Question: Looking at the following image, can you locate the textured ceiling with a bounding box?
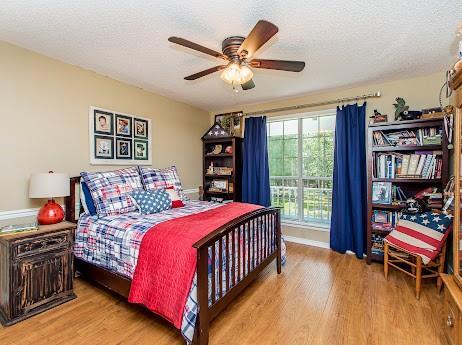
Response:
[0,1,461,111]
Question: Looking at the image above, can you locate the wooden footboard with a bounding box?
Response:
[193,207,281,345]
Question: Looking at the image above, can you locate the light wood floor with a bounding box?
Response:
[0,243,444,345]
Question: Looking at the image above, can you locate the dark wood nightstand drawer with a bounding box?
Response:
[12,230,71,259]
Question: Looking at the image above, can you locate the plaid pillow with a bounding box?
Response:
[385,211,453,264]
[81,167,144,216]
[130,189,171,214]
[138,166,186,200]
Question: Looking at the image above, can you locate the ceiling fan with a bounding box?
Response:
[168,20,305,91]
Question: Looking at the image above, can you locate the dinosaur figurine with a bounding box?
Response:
[393,97,409,120]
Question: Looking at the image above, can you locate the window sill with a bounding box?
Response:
[281,220,330,232]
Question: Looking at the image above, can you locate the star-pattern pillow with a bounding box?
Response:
[130,189,171,215]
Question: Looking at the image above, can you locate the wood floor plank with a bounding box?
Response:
[0,243,444,345]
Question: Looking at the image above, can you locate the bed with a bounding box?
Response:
[65,174,283,345]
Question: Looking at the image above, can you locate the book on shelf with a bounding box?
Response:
[373,151,443,179]
[371,233,385,255]
[0,222,38,235]
[372,210,401,231]
[372,127,442,147]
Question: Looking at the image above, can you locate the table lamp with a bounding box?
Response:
[29,171,70,225]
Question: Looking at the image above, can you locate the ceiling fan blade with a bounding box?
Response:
[249,59,305,72]
[241,79,255,90]
[184,66,226,80]
[237,20,278,58]
[168,36,228,60]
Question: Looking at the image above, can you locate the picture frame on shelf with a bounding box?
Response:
[210,179,228,192]
[215,111,243,137]
[372,182,392,204]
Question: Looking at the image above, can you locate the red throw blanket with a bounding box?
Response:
[128,202,262,328]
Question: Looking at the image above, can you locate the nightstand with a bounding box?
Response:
[0,221,76,326]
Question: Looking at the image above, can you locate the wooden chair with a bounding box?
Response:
[383,241,447,300]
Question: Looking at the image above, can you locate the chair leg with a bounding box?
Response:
[384,242,389,280]
[437,245,447,294]
[415,256,422,300]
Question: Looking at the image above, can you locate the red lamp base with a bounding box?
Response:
[37,199,64,225]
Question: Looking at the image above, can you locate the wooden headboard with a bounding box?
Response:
[65,176,83,223]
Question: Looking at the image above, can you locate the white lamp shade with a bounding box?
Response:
[29,172,70,198]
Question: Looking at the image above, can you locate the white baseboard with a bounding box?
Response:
[184,188,198,195]
[284,235,330,249]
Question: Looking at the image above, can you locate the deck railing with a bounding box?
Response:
[270,177,332,224]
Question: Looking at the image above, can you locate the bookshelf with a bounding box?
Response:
[366,118,450,264]
[202,136,242,202]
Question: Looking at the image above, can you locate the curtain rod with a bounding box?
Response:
[243,91,381,117]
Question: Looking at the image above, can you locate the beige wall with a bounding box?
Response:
[0,41,210,211]
[213,72,447,244]
[212,72,446,120]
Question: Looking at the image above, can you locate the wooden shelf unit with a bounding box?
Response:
[202,136,242,202]
[366,118,450,264]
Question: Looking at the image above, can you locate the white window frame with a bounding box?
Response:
[267,109,336,231]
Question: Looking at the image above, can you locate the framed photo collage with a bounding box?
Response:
[89,106,152,165]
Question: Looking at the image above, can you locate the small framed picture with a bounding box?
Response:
[116,138,132,159]
[134,139,148,160]
[215,112,243,137]
[115,114,132,137]
[134,118,148,139]
[372,182,392,204]
[94,110,114,135]
[373,210,388,223]
[94,136,114,159]
[212,179,228,192]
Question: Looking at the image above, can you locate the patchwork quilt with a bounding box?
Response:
[75,200,286,344]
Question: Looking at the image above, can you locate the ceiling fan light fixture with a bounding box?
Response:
[220,62,241,84]
[238,65,253,84]
[220,62,253,85]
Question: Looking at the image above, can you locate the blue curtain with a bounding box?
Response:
[330,103,367,258]
[242,116,271,206]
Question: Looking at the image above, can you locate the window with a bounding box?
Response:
[267,110,336,227]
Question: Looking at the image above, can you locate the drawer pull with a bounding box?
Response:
[447,314,454,327]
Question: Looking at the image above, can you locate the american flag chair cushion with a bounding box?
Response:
[384,211,453,264]
[81,167,144,216]
[138,166,186,200]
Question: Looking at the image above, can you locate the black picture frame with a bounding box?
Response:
[371,182,392,204]
[134,139,148,160]
[116,138,133,160]
[94,110,114,135]
[94,135,114,159]
[134,118,149,139]
[115,114,132,138]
